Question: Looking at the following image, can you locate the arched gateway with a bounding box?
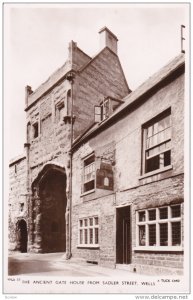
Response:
[30,164,67,253]
[16,219,28,253]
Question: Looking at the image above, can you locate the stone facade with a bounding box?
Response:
[9,155,27,251]
[8,27,130,256]
[8,27,186,275]
[71,54,185,275]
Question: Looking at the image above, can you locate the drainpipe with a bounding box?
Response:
[66,71,75,259]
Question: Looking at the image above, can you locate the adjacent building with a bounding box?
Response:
[8,27,185,275]
[71,53,185,275]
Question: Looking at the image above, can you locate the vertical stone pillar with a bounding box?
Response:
[27,195,34,252]
[34,196,43,253]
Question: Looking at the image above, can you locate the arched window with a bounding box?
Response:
[27,122,31,142]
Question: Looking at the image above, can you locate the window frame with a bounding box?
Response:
[82,154,96,194]
[55,100,65,123]
[32,121,39,139]
[142,109,172,175]
[135,204,183,251]
[78,216,99,248]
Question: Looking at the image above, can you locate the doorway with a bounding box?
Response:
[116,206,131,264]
[39,169,67,253]
[16,219,28,253]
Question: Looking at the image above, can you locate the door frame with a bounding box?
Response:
[115,205,131,264]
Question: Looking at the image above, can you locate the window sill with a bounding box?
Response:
[134,246,183,252]
[139,165,173,180]
[77,244,99,250]
[80,189,95,197]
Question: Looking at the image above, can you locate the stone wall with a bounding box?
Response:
[74,47,129,138]
[9,156,27,251]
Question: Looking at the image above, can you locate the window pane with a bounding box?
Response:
[172,222,181,246]
[95,228,99,244]
[84,229,88,244]
[84,219,88,226]
[160,223,168,246]
[159,207,168,219]
[90,228,93,244]
[149,224,156,246]
[80,229,83,244]
[153,122,158,134]
[148,209,156,221]
[84,180,95,192]
[147,126,153,137]
[95,106,101,114]
[139,211,146,222]
[171,205,181,218]
[164,127,171,140]
[89,218,93,226]
[164,150,171,166]
[79,220,83,227]
[94,217,99,225]
[146,155,159,172]
[139,225,146,246]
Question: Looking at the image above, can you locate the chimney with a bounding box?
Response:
[25,85,33,107]
[99,27,118,54]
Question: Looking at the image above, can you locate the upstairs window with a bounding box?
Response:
[56,101,65,122]
[32,122,39,139]
[83,155,95,193]
[94,98,122,123]
[143,109,171,174]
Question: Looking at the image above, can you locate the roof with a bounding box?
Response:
[9,154,26,167]
[72,53,185,150]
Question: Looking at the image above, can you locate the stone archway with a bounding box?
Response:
[31,165,67,253]
[16,219,28,253]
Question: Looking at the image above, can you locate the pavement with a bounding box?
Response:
[8,252,151,278]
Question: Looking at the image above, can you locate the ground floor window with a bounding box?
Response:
[136,204,182,250]
[78,216,99,247]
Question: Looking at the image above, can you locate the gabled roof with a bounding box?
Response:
[72,53,185,151]
[78,46,130,93]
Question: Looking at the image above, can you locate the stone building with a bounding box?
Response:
[71,54,185,275]
[8,27,185,275]
[8,27,130,256]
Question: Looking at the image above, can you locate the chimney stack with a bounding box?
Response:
[99,27,118,54]
[25,85,33,107]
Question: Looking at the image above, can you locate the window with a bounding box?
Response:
[20,203,24,212]
[78,216,99,247]
[83,155,95,193]
[94,98,122,123]
[56,101,65,122]
[32,122,39,139]
[143,110,171,174]
[136,205,182,249]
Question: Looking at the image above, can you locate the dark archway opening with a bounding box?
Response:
[39,169,67,253]
[16,219,28,253]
